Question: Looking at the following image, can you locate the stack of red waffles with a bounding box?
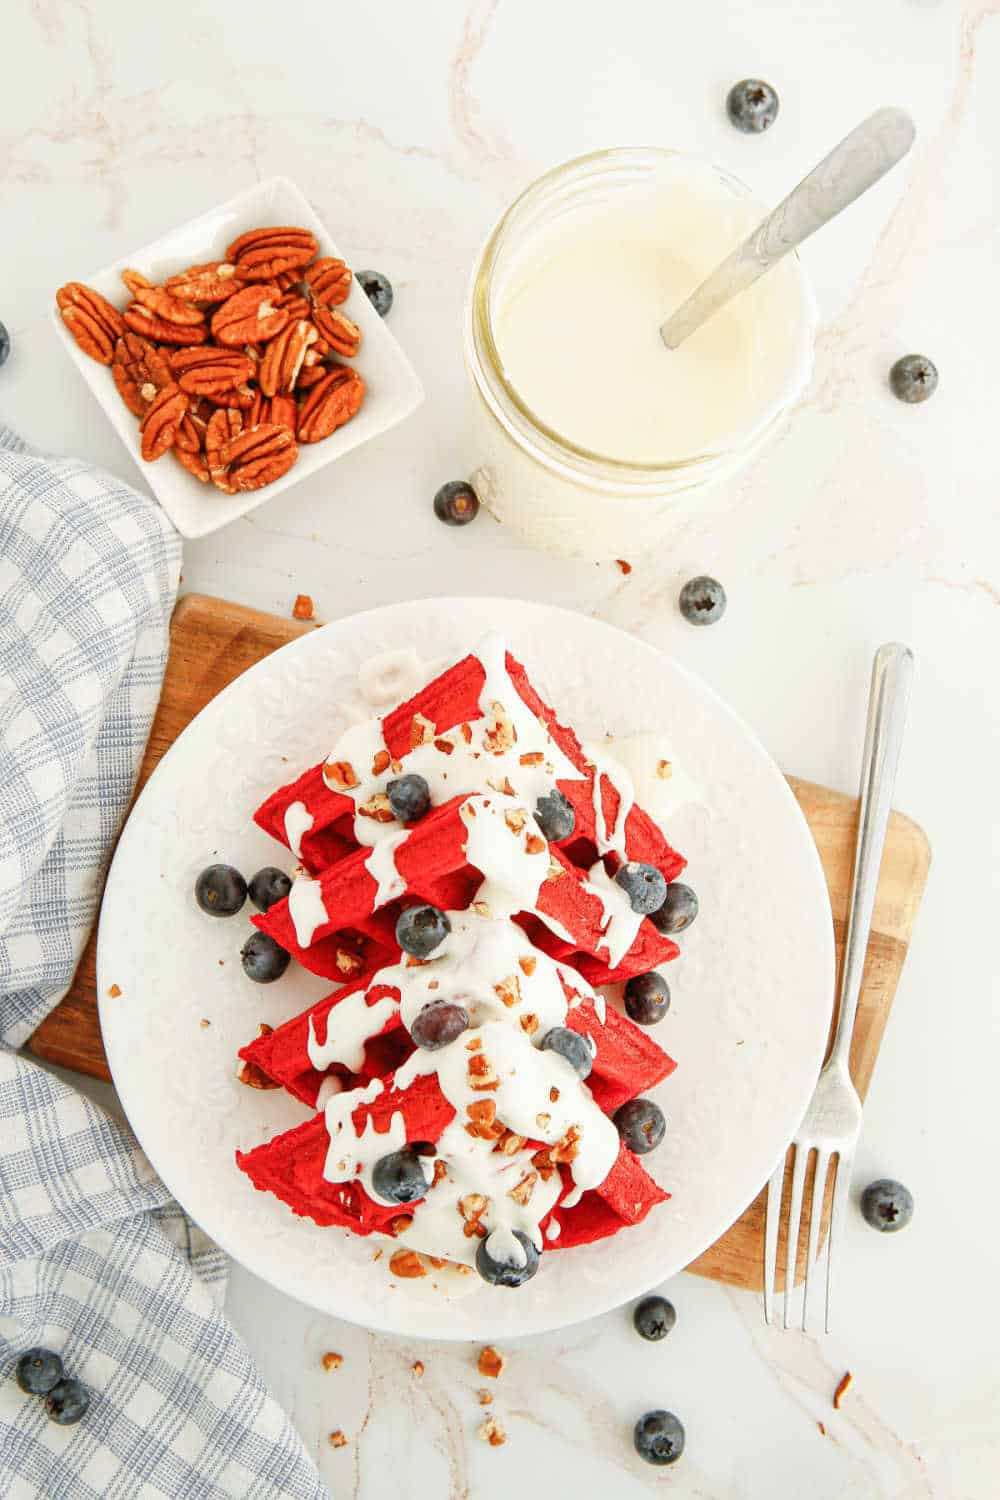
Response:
[236,641,685,1280]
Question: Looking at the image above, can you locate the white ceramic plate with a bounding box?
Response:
[51,177,423,540]
[97,599,834,1340]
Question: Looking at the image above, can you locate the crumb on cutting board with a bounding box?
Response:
[321,1352,343,1372]
[833,1371,853,1410]
[292,593,315,620]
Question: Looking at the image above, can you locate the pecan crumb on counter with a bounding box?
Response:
[477,1389,493,1406]
[292,593,315,620]
[477,1416,507,1447]
[477,1345,505,1379]
[615,558,633,575]
[817,1420,826,1437]
[199,1018,210,1029]
[108,984,121,998]
[321,1351,343,1372]
[833,1371,853,1410]
[411,1361,425,1378]
[327,1430,348,1449]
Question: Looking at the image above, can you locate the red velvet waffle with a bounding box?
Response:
[235,640,688,1279]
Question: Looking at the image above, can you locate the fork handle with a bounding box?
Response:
[828,643,914,1070]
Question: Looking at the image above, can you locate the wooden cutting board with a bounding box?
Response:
[27,594,930,1292]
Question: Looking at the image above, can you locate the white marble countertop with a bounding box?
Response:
[3,1,998,1495]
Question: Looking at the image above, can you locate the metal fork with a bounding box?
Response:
[764,642,914,1331]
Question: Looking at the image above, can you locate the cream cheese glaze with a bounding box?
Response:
[283,800,314,861]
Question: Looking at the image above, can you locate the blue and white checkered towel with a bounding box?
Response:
[0,427,327,1499]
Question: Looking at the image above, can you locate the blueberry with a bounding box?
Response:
[409,999,469,1049]
[889,354,938,404]
[539,1026,593,1080]
[860,1178,914,1233]
[248,866,292,913]
[195,864,247,917]
[624,972,670,1025]
[614,1098,666,1155]
[651,882,698,935]
[534,789,575,843]
[357,269,393,318]
[634,1409,684,1466]
[395,904,450,959]
[475,1229,540,1288]
[633,1295,676,1342]
[16,1348,63,1396]
[0,320,10,369]
[433,481,480,527]
[45,1378,90,1426]
[387,774,431,823]
[371,1147,429,1205]
[241,931,290,983]
[726,78,779,133]
[615,861,667,916]
[679,576,726,626]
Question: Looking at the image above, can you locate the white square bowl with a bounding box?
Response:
[50,176,424,540]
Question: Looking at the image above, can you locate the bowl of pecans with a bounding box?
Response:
[51,176,423,539]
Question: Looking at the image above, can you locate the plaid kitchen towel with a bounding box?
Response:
[0,427,327,1499]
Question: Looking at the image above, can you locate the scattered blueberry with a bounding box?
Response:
[16,1348,63,1396]
[679,576,726,626]
[624,972,671,1025]
[44,1377,90,1426]
[387,773,431,823]
[357,269,393,318]
[651,882,699,935]
[0,320,10,369]
[240,931,290,983]
[540,1026,593,1080]
[371,1147,429,1205]
[615,861,667,916]
[433,480,480,527]
[534,789,576,843]
[634,1409,685,1466]
[475,1229,540,1288]
[195,864,247,917]
[248,866,292,913]
[614,1098,666,1155]
[409,999,469,1049]
[889,354,938,404]
[726,78,779,133]
[633,1295,677,1342]
[396,903,451,959]
[860,1178,914,1233]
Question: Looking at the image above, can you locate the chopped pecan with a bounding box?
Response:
[321,1351,343,1372]
[483,701,516,753]
[477,1346,506,1379]
[477,1417,506,1448]
[519,1013,539,1036]
[519,751,544,766]
[138,383,188,461]
[477,1389,494,1406]
[171,346,254,398]
[535,1112,552,1131]
[431,1158,448,1188]
[334,943,366,977]
[358,792,394,823]
[297,364,365,443]
[508,1171,538,1206]
[467,1053,499,1090]
[486,775,516,796]
[211,284,289,346]
[259,318,318,396]
[305,256,352,307]
[503,808,526,836]
[525,833,546,856]
[236,1055,280,1089]
[551,1126,582,1164]
[388,1248,427,1279]
[226,225,319,281]
[205,407,243,493]
[532,1147,555,1180]
[218,423,297,492]
[518,955,537,977]
[657,759,672,779]
[292,593,314,620]
[164,260,243,303]
[459,1194,488,1223]
[494,975,521,1009]
[372,749,391,775]
[327,1430,348,1449]
[325,760,359,790]
[56,282,125,363]
[311,304,362,357]
[434,737,454,756]
[409,713,435,748]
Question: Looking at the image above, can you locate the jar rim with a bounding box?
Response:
[465,146,816,487]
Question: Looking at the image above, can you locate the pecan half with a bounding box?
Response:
[56,282,125,363]
[205,407,243,493]
[258,319,317,396]
[139,383,188,461]
[276,290,311,322]
[173,445,210,483]
[311,305,362,357]
[297,365,365,442]
[304,257,352,307]
[164,260,243,303]
[226,225,319,281]
[218,423,297,492]
[123,302,208,346]
[211,284,289,347]
[295,363,328,389]
[171,346,254,398]
[174,413,202,453]
[122,273,206,327]
[388,1249,427,1279]
[111,333,172,415]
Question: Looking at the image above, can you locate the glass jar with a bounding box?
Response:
[464,148,816,560]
